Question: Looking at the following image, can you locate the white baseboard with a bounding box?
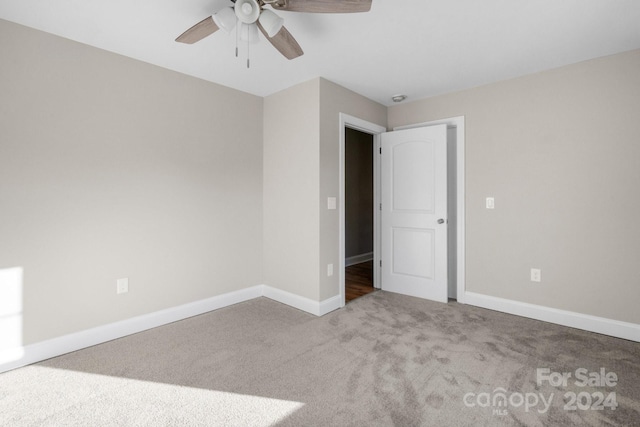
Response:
[345,252,374,267]
[262,286,341,317]
[319,294,343,316]
[0,285,263,374]
[0,284,343,374]
[9,285,635,375]
[464,292,640,343]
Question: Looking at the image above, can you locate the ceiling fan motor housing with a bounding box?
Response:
[235,0,261,24]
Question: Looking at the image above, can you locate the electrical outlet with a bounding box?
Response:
[530,269,541,283]
[117,278,129,294]
[327,264,334,277]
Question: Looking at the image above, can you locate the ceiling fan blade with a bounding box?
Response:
[258,23,304,60]
[272,0,372,13]
[175,16,220,44]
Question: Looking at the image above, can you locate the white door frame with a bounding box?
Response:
[339,114,386,308]
[394,116,466,303]
[339,114,466,306]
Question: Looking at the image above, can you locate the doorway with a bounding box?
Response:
[338,114,466,307]
[339,114,386,307]
[344,127,375,302]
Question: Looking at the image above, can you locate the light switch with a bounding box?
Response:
[327,197,337,210]
[486,197,495,209]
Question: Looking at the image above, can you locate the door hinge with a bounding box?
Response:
[380,260,382,268]
[379,203,382,211]
[379,147,382,154]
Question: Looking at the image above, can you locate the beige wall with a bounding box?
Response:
[319,79,387,300]
[5,16,638,350]
[263,79,321,300]
[0,20,264,345]
[388,49,640,324]
[263,78,386,302]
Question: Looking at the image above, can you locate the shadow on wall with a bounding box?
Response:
[0,266,24,364]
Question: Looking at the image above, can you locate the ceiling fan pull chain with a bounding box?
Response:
[235,21,239,58]
[247,36,251,68]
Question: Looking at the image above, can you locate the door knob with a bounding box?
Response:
[437,218,445,224]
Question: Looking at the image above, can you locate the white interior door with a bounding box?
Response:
[381,125,448,303]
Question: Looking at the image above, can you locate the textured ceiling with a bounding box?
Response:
[1,0,640,106]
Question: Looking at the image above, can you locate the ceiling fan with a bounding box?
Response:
[176,0,372,62]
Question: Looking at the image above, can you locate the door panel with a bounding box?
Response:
[392,141,435,212]
[392,227,434,278]
[381,125,447,303]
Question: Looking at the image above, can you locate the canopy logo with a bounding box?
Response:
[463,388,553,416]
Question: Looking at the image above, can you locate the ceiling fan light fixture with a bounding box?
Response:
[235,0,261,24]
[212,7,237,33]
[258,9,284,38]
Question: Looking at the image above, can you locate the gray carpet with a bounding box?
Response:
[1,291,639,426]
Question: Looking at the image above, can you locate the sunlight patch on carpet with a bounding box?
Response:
[0,365,304,426]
